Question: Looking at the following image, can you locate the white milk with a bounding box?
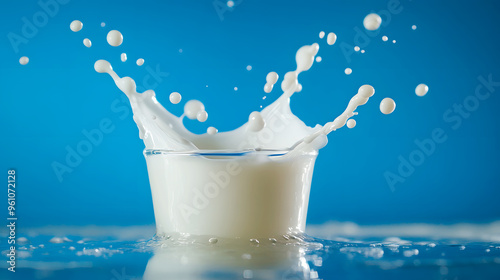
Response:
[94,40,377,238]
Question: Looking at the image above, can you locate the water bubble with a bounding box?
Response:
[107,30,123,47]
[327,32,337,45]
[415,84,429,97]
[347,119,356,128]
[250,238,260,245]
[70,20,83,32]
[345,68,352,75]
[380,98,396,114]
[136,58,144,66]
[19,56,29,65]
[363,13,382,31]
[207,127,218,135]
[319,31,325,39]
[83,38,92,48]
[184,100,205,119]
[269,238,277,243]
[169,92,182,104]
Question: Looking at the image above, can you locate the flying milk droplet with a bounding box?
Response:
[363,13,382,31]
[70,20,83,32]
[169,92,182,104]
[184,100,205,120]
[380,98,396,114]
[415,84,429,97]
[107,30,123,47]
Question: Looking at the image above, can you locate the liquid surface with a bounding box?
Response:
[4,223,500,280]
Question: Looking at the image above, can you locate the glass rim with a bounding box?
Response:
[143,148,310,157]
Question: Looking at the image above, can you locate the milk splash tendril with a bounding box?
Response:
[93,33,378,237]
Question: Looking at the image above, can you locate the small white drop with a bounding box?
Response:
[136,58,144,66]
[100,22,106,27]
[184,100,205,120]
[248,112,265,132]
[264,83,273,93]
[393,40,396,44]
[94,60,112,73]
[327,32,337,45]
[354,46,360,52]
[121,53,127,62]
[380,97,396,114]
[412,25,417,30]
[70,20,83,32]
[347,119,356,129]
[207,127,218,135]
[382,36,388,41]
[415,84,429,97]
[83,38,92,48]
[234,87,238,91]
[246,65,252,71]
[345,68,352,75]
[363,13,382,31]
[361,50,365,53]
[107,30,123,47]
[266,72,279,85]
[169,92,182,104]
[209,238,218,244]
[227,0,234,7]
[319,31,325,39]
[197,111,208,122]
[315,56,322,62]
[19,56,29,65]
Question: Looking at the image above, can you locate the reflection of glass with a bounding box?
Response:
[143,236,322,280]
[144,149,318,238]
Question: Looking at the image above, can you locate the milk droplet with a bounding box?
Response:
[382,36,388,41]
[70,20,83,32]
[136,58,144,66]
[347,119,356,128]
[354,46,360,52]
[83,38,92,48]
[315,56,322,62]
[415,84,429,97]
[358,85,375,97]
[101,22,106,27]
[363,13,382,31]
[266,72,279,84]
[227,0,234,7]
[121,53,127,62]
[392,40,396,44]
[412,25,417,30]
[345,68,352,75]
[380,98,396,114]
[169,92,182,104]
[361,50,366,53]
[264,83,273,93]
[319,31,325,39]
[327,32,337,45]
[246,65,252,71]
[234,87,238,91]
[197,111,208,122]
[207,127,218,135]
[248,111,265,132]
[209,238,218,244]
[19,56,29,65]
[296,83,302,92]
[107,30,123,47]
[184,100,205,120]
[94,60,112,73]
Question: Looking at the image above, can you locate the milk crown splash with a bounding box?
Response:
[94,42,373,154]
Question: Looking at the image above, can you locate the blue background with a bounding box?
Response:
[1,0,500,228]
